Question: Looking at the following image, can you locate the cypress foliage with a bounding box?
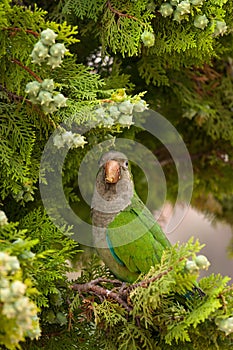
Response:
[0,1,233,349]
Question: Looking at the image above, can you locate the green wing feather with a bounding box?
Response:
[106,191,171,274]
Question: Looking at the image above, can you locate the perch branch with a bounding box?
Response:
[72,279,132,312]
[72,258,187,313]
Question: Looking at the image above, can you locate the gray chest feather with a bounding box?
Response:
[91,168,134,228]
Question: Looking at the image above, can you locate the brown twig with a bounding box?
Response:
[106,0,139,21]
[0,83,25,102]
[72,280,132,312]
[0,84,57,129]
[72,258,187,314]
[127,257,186,294]
[11,58,43,82]
[3,27,39,37]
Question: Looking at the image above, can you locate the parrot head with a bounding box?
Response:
[91,151,134,213]
[98,151,130,185]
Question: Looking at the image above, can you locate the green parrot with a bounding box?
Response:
[91,150,172,283]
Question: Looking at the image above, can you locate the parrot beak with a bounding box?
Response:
[105,160,121,184]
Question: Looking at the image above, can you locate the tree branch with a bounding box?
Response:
[71,258,186,313]
[0,84,57,129]
[3,27,39,38]
[11,58,42,82]
[72,279,132,312]
[106,0,139,21]
[0,83,25,102]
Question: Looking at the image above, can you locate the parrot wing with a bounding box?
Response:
[106,192,171,274]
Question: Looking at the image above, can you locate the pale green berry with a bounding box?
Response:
[103,116,115,127]
[27,325,41,339]
[56,312,67,325]
[8,256,20,272]
[53,134,64,148]
[0,278,9,288]
[118,100,134,114]
[0,251,8,262]
[19,250,35,260]
[11,281,26,296]
[117,114,133,127]
[45,309,57,323]
[0,254,19,273]
[173,9,185,22]
[47,55,62,69]
[133,100,147,112]
[50,43,67,58]
[185,260,199,274]
[32,41,49,60]
[0,287,12,302]
[95,107,106,119]
[177,1,190,15]
[216,317,233,335]
[30,51,44,65]
[0,210,8,226]
[159,3,173,17]
[72,134,87,148]
[40,28,57,46]
[62,131,74,147]
[53,93,67,107]
[38,90,53,106]
[12,238,24,245]
[2,303,17,318]
[14,296,29,312]
[191,0,204,5]
[41,79,54,92]
[170,0,179,5]
[25,81,41,97]
[214,21,227,36]
[195,255,210,270]
[42,101,58,114]
[109,105,120,118]
[194,15,209,29]
[141,30,155,47]
[146,2,156,11]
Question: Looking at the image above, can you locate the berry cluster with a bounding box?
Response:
[31,28,67,69]
[53,129,87,149]
[215,317,233,336]
[141,30,155,47]
[0,251,40,345]
[25,79,67,114]
[185,254,211,273]
[94,90,148,128]
[159,0,227,34]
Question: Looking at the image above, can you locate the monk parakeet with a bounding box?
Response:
[91,150,172,283]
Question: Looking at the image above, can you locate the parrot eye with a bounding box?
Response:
[123,160,129,168]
